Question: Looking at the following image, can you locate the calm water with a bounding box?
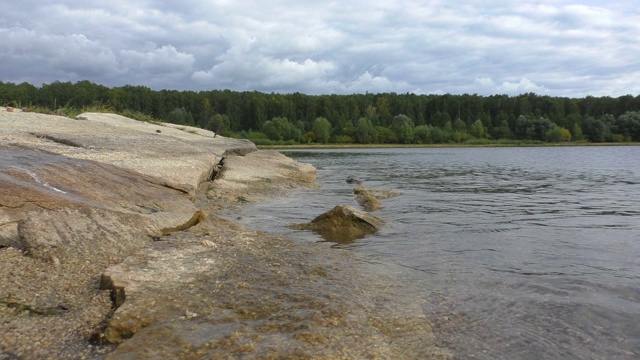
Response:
[241,146,640,359]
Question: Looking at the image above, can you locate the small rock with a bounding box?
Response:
[291,205,384,243]
[184,310,198,319]
[346,175,362,184]
[201,240,216,247]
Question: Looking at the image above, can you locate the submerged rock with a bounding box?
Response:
[354,187,381,211]
[346,175,362,184]
[291,205,384,243]
[353,186,398,212]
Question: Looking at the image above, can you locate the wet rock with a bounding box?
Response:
[97,225,445,359]
[354,187,382,211]
[291,205,384,242]
[353,186,398,212]
[346,175,362,184]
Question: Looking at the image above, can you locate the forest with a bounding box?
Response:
[1,80,640,145]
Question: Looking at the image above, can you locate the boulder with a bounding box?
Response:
[291,205,384,243]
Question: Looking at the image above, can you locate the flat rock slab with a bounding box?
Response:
[209,150,317,202]
[0,145,200,249]
[19,207,155,268]
[0,110,257,197]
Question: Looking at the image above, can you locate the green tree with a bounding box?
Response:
[166,107,194,125]
[469,119,487,138]
[515,115,554,141]
[206,113,230,133]
[616,111,640,141]
[582,117,606,142]
[545,126,572,142]
[301,131,316,144]
[354,117,377,144]
[571,123,583,141]
[376,126,398,144]
[491,116,512,139]
[414,125,431,143]
[453,118,467,133]
[390,114,415,143]
[432,111,452,128]
[262,117,300,142]
[312,117,332,143]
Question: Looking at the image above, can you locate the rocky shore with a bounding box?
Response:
[0,108,450,359]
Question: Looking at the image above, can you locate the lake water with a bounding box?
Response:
[240,146,640,359]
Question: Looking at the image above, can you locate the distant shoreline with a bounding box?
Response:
[259,142,640,150]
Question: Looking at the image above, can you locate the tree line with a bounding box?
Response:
[1,80,640,144]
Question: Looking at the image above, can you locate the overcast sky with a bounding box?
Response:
[1,1,639,97]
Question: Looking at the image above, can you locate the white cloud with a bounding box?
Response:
[499,77,547,94]
[120,45,195,75]
[1,0,640,96]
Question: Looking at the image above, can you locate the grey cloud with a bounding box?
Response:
[1,0,639,96]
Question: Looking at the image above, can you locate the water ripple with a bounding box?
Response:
[243,147,640,359]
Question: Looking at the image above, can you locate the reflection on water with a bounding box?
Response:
[242,146,640,359]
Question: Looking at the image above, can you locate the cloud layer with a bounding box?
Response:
[1,0,639,97]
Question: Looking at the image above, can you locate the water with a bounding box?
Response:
[240,146,640,359]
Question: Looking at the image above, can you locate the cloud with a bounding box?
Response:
[1,0,640,96]
[119,45,195,86]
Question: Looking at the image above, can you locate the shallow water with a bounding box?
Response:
[241,146,640,359]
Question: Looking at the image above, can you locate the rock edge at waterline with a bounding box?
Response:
[0,107,449,359]
[0,108,313,358]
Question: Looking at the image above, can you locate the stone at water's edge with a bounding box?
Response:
[354,186,382,211]
[208,150,317,203]
[292,204,384,243]
[353,186,399,212]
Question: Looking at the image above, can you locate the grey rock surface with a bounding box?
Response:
[208,149,317,203]
[0,145,202,249]
[0,110,257,197]
[18,207,155,268]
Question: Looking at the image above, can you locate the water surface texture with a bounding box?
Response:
[241,146,640,359]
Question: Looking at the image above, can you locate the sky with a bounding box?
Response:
[1,0,639,97]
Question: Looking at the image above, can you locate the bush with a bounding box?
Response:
[334,135,354,144]
[545,126,572,142]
